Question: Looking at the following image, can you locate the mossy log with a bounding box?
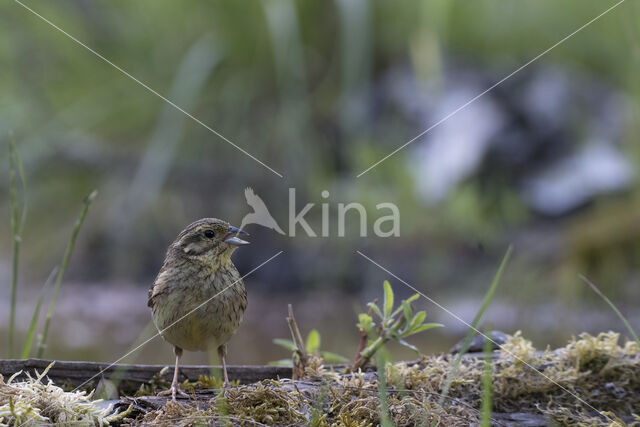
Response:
[0,358,293,393]
[115,380,549,426]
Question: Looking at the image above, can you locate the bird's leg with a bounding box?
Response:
[218,344,230,387]
[158,346,189,400]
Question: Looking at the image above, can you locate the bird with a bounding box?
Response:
[148,218,250,399]
[240,187,285,235]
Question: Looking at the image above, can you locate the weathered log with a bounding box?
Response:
[0,355,484,394]
[2,358,625,426]
[0,358,292,393]
[111,380,551,427]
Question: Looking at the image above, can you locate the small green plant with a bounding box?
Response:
[6,137,97,359]
[271,329,348,366]
[352,280,443,371]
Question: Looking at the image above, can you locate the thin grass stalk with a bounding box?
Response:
[36,190,97,358]
[480,326,493,427]
[437,245,513,408]
[376,347,393,427]
[21,266,58,359]
[579,274,640,346]
[8,136,27,358]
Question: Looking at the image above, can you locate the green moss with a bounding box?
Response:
[112,332,640,425]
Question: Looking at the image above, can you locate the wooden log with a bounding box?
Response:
[2,358,625,426]
[111,379,551,427]
[0,358,293,393]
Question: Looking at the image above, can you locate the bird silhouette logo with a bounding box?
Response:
[240,187,285,235]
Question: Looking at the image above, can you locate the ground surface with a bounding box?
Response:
[1,332,638,426]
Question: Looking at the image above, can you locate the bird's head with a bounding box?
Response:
[171,218,249,262]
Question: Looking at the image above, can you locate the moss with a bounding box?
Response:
[23,331,635,426]
[0,362,131,426]
[390,331,640,425]
[134,370,170,397]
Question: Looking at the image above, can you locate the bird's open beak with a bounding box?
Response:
[224,225,250,246]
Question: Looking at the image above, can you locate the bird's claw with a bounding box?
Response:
[158,384,189,400]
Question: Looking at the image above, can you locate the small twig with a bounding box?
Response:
[353,299,376,365]
[354,330,367,364]
[351,315,407,372]
[286,304,308,380]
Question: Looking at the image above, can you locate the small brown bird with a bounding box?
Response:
[148,218,249,399]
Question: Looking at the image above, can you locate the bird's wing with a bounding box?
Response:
[245,187,270,212]
[244,187,255,201]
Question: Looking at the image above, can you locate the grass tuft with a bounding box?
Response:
[438,245,513,408]
[579,274,640,347]
[20,267,58,359]
[8,135,28,359]
[36,190,98,358]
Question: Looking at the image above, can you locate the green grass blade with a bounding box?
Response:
[36,190,97,358]
[437,245,513,408]
[481,326,494,427]
[306,329,321,353]
[21,266,58,359]
[8,135,28,359]
[383,280,394,318]
[579,274,640,346]
[377,347,393,427]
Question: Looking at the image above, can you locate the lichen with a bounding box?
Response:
[389,331,640,425]
[0,362,131,426]
[131,332,639,425]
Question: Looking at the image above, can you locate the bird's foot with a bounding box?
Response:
[217,380,231,397]
[158,384,189,400]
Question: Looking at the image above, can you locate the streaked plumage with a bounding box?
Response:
[148,218,249,399]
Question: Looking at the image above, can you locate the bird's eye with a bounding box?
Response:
[203,230,215,239]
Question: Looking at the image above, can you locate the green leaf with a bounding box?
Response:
[321,351,349,363]
[392,297,413,319]
[358,313,374,335]
[405,294,419,304]
[397,339,421,355]
[268,359,294,367]
[402,301,413,323]
[579,274,640,347]
[21,267,57,359]
[383,280,394,318]
[408,311,427,332]
[439,245,513,408]
[390,305,404,319]
[37,190,97,358]
[273,338,297,351]
[306,329,321,353]
[367,302,383,320]
[404,323,443,337]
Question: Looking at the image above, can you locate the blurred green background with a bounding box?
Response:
[1,0,639,367]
